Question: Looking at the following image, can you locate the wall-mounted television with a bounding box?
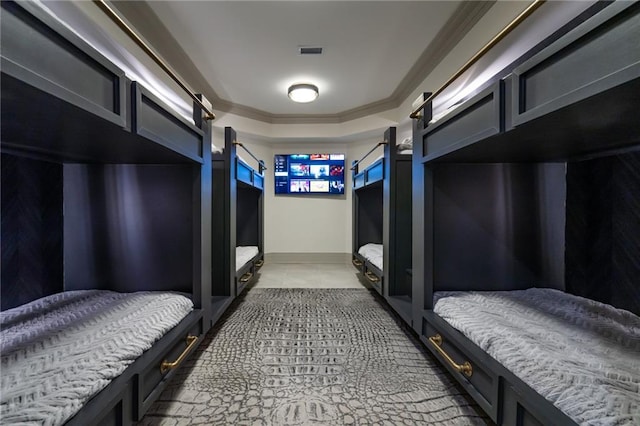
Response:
[274,154,345,195]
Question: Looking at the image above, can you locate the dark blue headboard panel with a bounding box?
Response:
[566,150,640,316]
[1,154,63,310]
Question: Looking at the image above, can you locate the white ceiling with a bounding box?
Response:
[115,1,495,123]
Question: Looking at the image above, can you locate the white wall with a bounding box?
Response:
[236,134,392,255]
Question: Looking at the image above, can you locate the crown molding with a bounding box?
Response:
[109,0,495,125]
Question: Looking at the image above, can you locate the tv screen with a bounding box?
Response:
[274,153,345,195]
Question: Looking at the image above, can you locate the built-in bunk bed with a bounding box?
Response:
[412,2,640,425]
[0,2,213,424]
[211,127,264,312]
[352,127,414,325]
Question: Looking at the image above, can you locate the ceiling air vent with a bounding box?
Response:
[299,46,323,55]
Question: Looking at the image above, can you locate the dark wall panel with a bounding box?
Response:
[211,160,231,297]
[565,158,612,303]
[1,154,63,310]
[64,164,193,294]
[391,160,413,296]
[612,153,640,313]
[356,185,383,247]
[566,151,640,315]
[433,163,566,292]
[237,187,259,247]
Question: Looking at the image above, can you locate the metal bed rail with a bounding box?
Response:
[410,0,545,119]
[233,140,267,174]
[350,140,388,172]
[95,0,216,121]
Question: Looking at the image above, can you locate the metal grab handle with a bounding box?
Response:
[352,258,363,267]
[350,140,388,171]
[409,0,544,119]
[428,334,473,377]
[240,272,254,283]
[233,140,267,171]
[364,271,380,283]
[95,1,215,120]
[254,259,264,268]
[160,335,198,374]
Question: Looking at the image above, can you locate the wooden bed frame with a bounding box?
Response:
[211,126,264,316]
[411,2,640,424]
[1,1,213,424]
[352,127,414,325]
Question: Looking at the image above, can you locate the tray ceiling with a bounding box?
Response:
[113,1,495,123]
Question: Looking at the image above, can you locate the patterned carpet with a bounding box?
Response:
[139,289,488,425]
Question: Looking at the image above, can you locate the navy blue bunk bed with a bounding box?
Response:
[211,126,264,314]
[0,2,212,424]
[352,127,414,325]
[412,2,640,425]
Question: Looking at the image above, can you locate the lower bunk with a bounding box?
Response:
[421,289,639,425]
[235,246,263,295]
[0,290,204,425]
[353,243,383,294]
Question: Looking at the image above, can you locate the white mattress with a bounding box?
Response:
[434,288,640,425]
[236,245,259,272]
[358,243,383,272]
[369,150,412,163]
[1,290,193,425]
[397,137,413,154]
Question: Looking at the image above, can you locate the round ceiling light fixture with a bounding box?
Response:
[287,83,319,103]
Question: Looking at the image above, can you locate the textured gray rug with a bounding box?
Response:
[139,289,488,425]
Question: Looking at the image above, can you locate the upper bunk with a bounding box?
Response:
[211,128,265,196]
[412,0,640,165]
[351,130,412,190]
[211,127,265,309]
[1,1,207,165]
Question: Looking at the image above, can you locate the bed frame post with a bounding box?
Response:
[382,127,396,300]
[351,160,358,263]
[193,94,213,326]
[258,172,264,267]
[226,127,238,297]
[412,93,432,333]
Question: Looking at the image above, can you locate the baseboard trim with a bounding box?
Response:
[265,252,351,264]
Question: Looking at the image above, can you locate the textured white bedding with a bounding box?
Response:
[358,243,383,272]
[397,137,413,154]
[434,288,640,425]
[0,290,193,426]
[236,245,259,272]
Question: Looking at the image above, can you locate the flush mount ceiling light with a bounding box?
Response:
[287,83,319,103]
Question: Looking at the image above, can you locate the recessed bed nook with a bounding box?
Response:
[433,288,639,425]
[418,153,640,424]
